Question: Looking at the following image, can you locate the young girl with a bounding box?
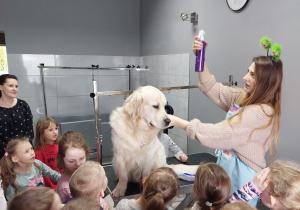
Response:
[34,117,62,190]
[221,202,256,210]
[229,160,300,209]
[191,163,231,210]
[56,131,90,202]
[0,137,61,201]
[116,167,179,210]
[158,132,188,162]
[7,187,64,210]
[56,131,108,209]
[168,38,283,207]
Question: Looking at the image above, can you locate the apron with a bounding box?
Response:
[216,103,259,207]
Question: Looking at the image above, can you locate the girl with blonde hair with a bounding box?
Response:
[229,160,300,209]
[0,137,61,201]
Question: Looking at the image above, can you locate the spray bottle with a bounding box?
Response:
[195,30,206,72]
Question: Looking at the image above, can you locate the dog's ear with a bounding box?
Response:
[124,87,144,119]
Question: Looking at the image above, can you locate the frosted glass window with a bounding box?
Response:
[0,46,8,74]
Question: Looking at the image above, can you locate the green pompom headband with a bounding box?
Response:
[260,36,282,61]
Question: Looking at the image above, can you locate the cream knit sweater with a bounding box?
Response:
[186,76,274,172]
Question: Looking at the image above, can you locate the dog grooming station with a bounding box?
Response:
[38,64,236,209]
[39,63,237,165]
[38,64,150,164]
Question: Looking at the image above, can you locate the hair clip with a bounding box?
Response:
[260,36,282,61]
[4,152,8,156]
[205,201,212,207]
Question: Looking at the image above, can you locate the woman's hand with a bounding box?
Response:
[167,114,189,130]
[192,36,208,55]
[252,167,270,192]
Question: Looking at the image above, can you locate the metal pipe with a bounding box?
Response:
[93,80,102,165]
[39,66,48,116]
[95,85,198,96]
[37,65,150,71]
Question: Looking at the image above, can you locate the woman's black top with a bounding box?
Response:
[0,99,34,157]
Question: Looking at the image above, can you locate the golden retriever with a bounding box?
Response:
[109,86,170,197]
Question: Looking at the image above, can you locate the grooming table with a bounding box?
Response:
[103,152,217,209]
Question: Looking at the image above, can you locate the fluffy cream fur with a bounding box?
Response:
[110,86,170,197]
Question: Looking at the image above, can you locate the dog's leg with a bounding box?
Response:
[112,157,128,197]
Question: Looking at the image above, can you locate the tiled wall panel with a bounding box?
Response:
[6,53,190,157]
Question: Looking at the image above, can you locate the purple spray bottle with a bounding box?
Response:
[195,30,206,72]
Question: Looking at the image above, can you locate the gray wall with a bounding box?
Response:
[1,0,299,163]
[0,0,140,55]
[140,0,300,163]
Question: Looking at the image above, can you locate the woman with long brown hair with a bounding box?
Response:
[168,37,283,207]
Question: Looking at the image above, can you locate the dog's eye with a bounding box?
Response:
[153,105,159,109]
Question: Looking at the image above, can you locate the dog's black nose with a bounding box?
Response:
[164,118,171,126]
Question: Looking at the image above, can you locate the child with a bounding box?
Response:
[116,167,179,210]
[7,187,64,210]
[158,132,188,162]
[34,117,62,190]
[191,163,231,210]
[56,131,90,202]
[221,202,256,210]
[0,137,61,201]
[56,131,108,209]
[229,160,300,209]
[69,161,109,210]
[62,197,100,210]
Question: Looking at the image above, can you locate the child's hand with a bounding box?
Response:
[179,153,188,162]
[252,167,270,192]
[100,197,109,210]
[100,203,109,210]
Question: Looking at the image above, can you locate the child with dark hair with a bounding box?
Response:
[191,163,231,210]
[116,167,179,210]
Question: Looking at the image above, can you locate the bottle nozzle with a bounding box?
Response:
[198,30,205,41]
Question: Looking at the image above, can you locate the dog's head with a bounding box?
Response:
[124,86,170,129]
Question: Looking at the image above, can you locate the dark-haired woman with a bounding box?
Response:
[0,74,34,158]
[167,38,283,207]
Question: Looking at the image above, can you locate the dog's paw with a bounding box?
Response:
[112,187,126,197]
